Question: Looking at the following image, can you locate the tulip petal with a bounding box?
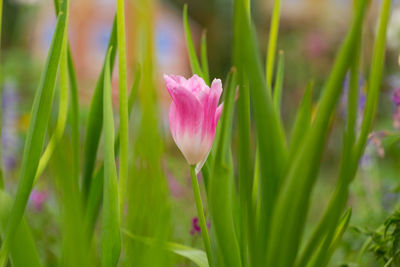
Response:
[199,79,223,139]
[187,74,209,97]
[168,87,202,138]
[215,103,223,124]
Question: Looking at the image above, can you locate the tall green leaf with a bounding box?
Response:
[266,0,281,91]
[183,4,203,78]
[0,190,41,267]
[0,0,69,264]
[102,48,121,267]
[81,16,117,200]
[265,1,369,266]
[116,0,129,219]
[84,66,141,239]
[209,70,242,267]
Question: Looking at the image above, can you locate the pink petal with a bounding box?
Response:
[168,86,202,140]
[199,79,223,139]
[187,74,209,97]
[164,74,187,95]
[215,103,223,124]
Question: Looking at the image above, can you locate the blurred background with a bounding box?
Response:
[2,0,400,265]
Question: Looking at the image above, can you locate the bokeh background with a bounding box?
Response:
[2,0,400,265]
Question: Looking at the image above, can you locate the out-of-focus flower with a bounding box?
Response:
[29,189,48,212]
[1,81,20,171]
[303,32,328,59]
[393,88,400,130]
[340,73,366,130]
[190,217,210,235]
[164,74,223,173]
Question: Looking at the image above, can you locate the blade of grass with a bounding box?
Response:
[52,0,80,183]
[116,0,129,219]
[200,31,209,85]
[273,50,284,113]
[265,1,369,266]
[287,81,313,164]
[0,0,69,264]
[67,47,80,183]
[209,70,241,267]
[266,0,282,91]
[51,138,87,267]
[298,2,391,266]
[233,0,254,264]
[84,67,141,239]
[354,0,391,164]
[102,48,121,266]
[34,38,69,182]
[183,4,203,78]
[0,190,41,267]
[81,16,117,201]
[308,209,352,267]
[237,1,288,263]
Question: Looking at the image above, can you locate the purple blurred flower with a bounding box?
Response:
[1,81,20,171]
[190,217,210,236]
[393,87,400,106]
[29,190,48,212]
[393,88,400,130]
[340,73,366,130]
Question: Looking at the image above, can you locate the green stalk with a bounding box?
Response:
[34,43,69,182]
[67,47,80,183]
[102,48,121,267]
[190,165,212,264]
[116,0,129,219]
[233,0,254,264]
[266,0,281,91]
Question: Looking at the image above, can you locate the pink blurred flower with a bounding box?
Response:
[190,217,210,235]
[29,190,48,212]
[164,74,223,173]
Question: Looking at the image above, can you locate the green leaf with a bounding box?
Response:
[183,4,203,78]
[273,50,285,113]
[232,0,254,263]
[102,47,121,267]
[288,81,313,164]
[116,0,129,219]
[0,0,69,263]
[34,36,69,182]
[209,70,242,267]
[67,46,80,182]
[0,191,41,267]
[308,209,352,267]
[81,16,117,200]
[84,66,141,239]
[265,1,369,266]
[354,0,391,166]
[237,1,288,262]
[266,0,281,91]
[123,229,209,267]
[200,31,210,85]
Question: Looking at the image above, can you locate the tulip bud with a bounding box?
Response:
[164,74,223,173]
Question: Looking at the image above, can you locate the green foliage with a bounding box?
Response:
[0,0,69,263]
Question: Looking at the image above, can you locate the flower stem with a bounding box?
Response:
[190,165,212,263]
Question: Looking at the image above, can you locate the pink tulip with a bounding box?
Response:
[164,74,223,173]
